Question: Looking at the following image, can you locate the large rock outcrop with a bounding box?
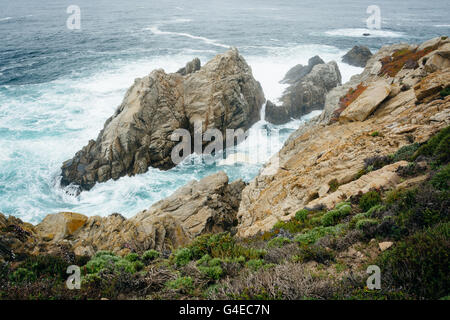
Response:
[265,58,341,124]
[134,171,245,237]
[61,48,265,191]
[13,172,245,257]
[342,46,373,67]
[237,37,450,237]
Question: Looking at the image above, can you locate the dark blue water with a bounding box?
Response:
[0,0,448,223]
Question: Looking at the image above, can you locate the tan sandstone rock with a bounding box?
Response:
[379,241,394,251]
[339,79,391,122]
[36,212,87,242]
[414,68,450,101]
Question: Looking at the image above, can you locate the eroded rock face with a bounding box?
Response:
[31,172,245,256]
[0,213,39,263]
[134,171,246,237]
[61,48,265,191]
[265,59,341,124]
[339,79,391,122]
[342,46,373,67]
[237,38,450,238]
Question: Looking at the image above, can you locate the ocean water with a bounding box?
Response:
[0,0,448,223]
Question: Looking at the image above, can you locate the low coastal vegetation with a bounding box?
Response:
[1,126,448,300]
[378,42,442,77]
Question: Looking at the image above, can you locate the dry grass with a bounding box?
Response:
[208,262,338,300]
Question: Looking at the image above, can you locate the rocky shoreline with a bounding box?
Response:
[1,36,449,300]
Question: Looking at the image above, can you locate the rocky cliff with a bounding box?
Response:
[237,36,450,237]
[60,48,265,191]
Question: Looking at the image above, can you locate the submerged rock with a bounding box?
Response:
[61,48,265,191]
[342,46,373,67]
[265,58,341,124]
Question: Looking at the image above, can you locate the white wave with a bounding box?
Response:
[146,26,230,49]
[434,24,450,27]
[325,28,404,38]
[0,17,12,21]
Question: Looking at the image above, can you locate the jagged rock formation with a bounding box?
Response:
[265,58,341,124]
[280,55,325,84]
[60,49,265,191]
[342,46,373,67]
[177,57,201,75]
[237,36,450,237]
[0,172,245,258]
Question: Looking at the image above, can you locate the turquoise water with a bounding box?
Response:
[0,0,448,223]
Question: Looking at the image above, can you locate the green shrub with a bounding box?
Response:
[321,210,341,227]
[328,179,340,192]
[173,248,193,267]
[114,259,136,273]
[272,219,305,234]
[295,245,335,264]
[413,126,450,165]
[187,232,263,261]
[9,268,36,283]
[377,223,449,298]
[335,202,351,210]
[295,209,309,222]
[267,236,292,248]
[371,131,380,137]
[349,212,369,229]
[245,259,265,271]
[321,204,351,227]
[198,265,223,280]
[392,143,420,162]
[440,87,450,97]
[166,276,194,293]
[366,204,386,218]
[124,253,140,262]
[85,252,120,274]
[133,260,145,272]
[19,255,71,280]
[431,164,450,190]
[294,225,344,245]
[359,191,381,212]
[355,219,379,231]
[142,249,160,262]
[197,254,212,266]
